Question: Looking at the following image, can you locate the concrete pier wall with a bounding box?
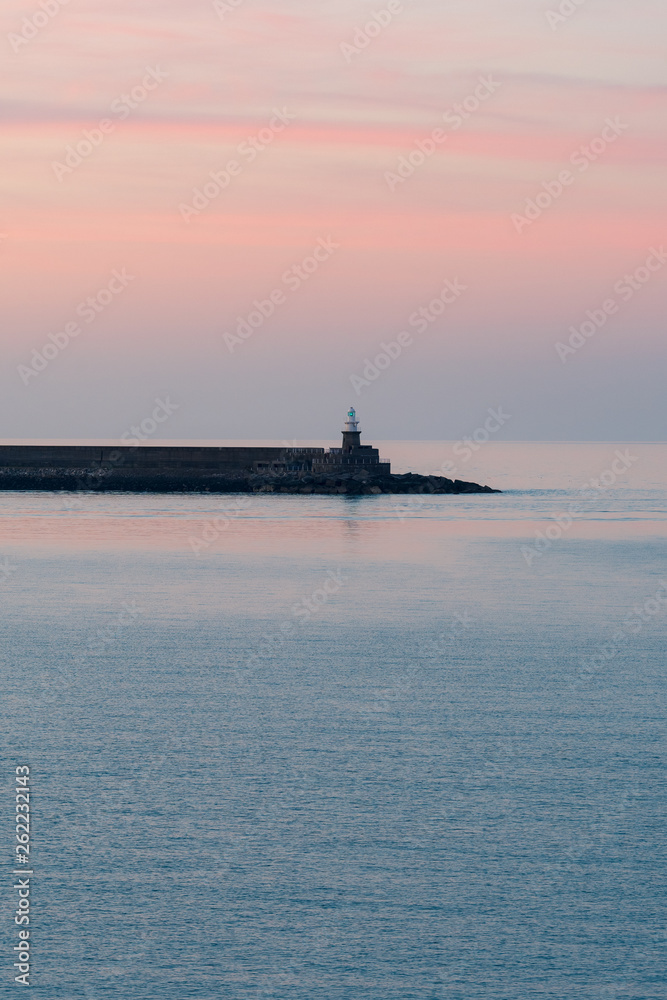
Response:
[0,444,389,476]
[0,445,292,472]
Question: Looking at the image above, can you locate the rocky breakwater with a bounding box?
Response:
[0,465,500,494]
[254,471,500,495]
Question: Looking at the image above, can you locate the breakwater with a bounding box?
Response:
[0,445,499,494]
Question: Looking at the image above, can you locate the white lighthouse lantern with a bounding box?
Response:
[344,407,359,432]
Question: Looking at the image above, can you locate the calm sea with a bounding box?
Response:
[1,442,665,999]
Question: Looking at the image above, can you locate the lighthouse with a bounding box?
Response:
[342,406,362,454]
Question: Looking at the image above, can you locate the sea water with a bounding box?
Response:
[0,442,665,999]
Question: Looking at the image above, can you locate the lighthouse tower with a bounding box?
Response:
[342,406,362,454]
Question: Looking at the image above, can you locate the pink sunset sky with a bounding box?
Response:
[1,0,665,440]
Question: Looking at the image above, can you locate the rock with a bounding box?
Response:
[0,466,500,495]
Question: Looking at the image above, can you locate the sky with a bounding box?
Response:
[1,0,665,441]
